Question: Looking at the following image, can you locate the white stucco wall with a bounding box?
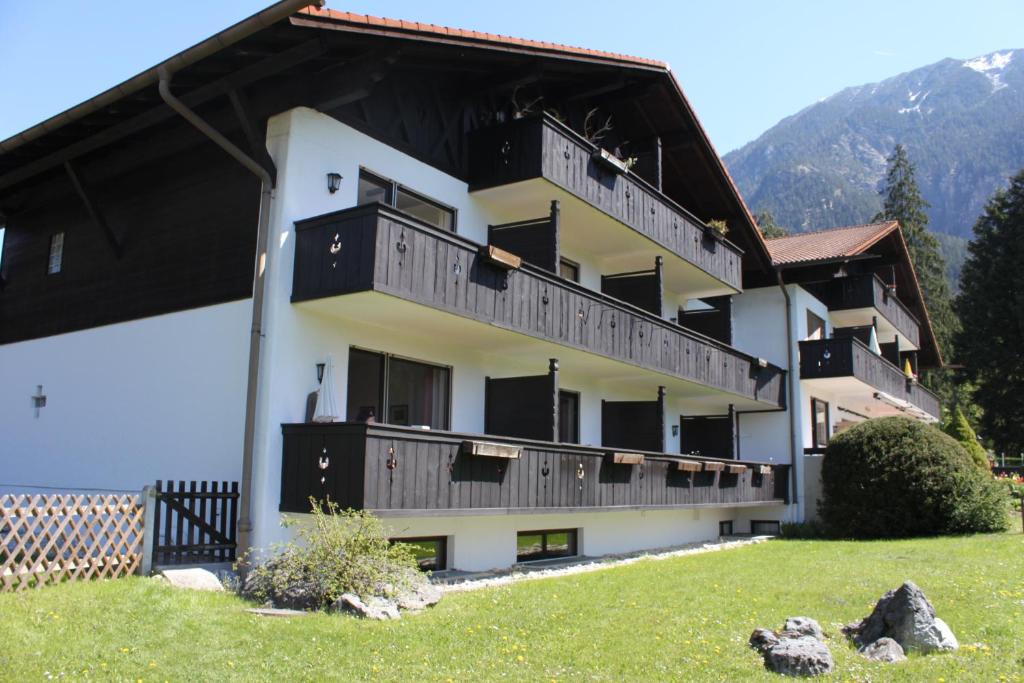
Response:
[0,300,250,493]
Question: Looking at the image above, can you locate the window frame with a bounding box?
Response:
[516,528,578,563]
[390,535,448,572]
[810,397,830,448]
[558,257,580,283]
[750,520,782,536]
[357,167,457,232]
[347,346,453,430]
[47,231,65,275]
[806,309,826,341]
[558,389,581,444]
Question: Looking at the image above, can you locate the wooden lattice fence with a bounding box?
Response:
[0,493,145,592]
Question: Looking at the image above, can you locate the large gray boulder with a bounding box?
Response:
[160,568,224,592]
[764,636,835,677]
[784,617,825,641]
[396,580,443,612]
[859,637,907,663]
[845,581,958,653]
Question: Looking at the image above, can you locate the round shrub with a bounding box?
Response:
[820,417,1009,538]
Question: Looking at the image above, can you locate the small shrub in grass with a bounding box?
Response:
[779,519,828,539]
[238,501,420,610]
[820,417,1009,538]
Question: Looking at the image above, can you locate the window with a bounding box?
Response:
[719,520,734,536]
[391,536,447,572]
[47,232,64,275]
[559,258,580,282]
[516,529,578,563]
[558,390,580,444]
[346,348,451,429]
[806,309,825,340]
[811,398,830,448]
[751,520,782,536]
[357,169,455,232]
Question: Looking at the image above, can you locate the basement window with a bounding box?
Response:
[559,257,580,282]
[357,168,455,232]
[751,520,782,536]
[391,536,447,572]
[47,232,64,275]
[516,529,578,562]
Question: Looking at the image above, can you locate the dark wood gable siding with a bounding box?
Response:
[0,140,259,344]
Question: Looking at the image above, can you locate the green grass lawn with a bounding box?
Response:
[1,533,1022,682]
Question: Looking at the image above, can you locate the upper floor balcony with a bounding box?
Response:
[292,202,785,411]
[819,273,921,349]
[467,114,743,298]
[799,337,940,421]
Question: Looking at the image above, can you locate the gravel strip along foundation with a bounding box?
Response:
[434,536,773,593]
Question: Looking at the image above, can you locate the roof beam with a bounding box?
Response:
[312,51,400,111]
[0,37,327,194]
[63,160,122,258]
[228,87,277,185]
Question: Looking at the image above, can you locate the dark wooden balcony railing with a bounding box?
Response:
[293,203,786,408]
[799,337,940,419]
[468,114,743,291]
[825,274,920,347]
[280,422,789,515]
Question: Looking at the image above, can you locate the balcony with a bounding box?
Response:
[279,422,790,516]
[292,203,785,410]
[467,114,743,298]
[821,274,921,349]
[799,337,940,421]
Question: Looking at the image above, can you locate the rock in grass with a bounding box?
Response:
[846,581,959,653]
[159,568,224,592]
[764,636,835,677]
[333,593,401,620]
[396,580,443,612]
[749,628,780,654]
[859,637,906,663]
[784,617,825,641]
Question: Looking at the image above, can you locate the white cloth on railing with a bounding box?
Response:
[313,354,340,423]
[868,326,882,355]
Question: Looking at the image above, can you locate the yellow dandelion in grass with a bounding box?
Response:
[227,661,235,669]
[148,662,157,669]
[516,655,525,662]
[120,647,130,653]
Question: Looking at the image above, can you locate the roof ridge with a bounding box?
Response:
[298,6,667,68]
[765,220,896,242]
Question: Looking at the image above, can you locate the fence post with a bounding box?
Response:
[140,485,158,576]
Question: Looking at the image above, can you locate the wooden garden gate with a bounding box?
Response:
[151,480,239,567]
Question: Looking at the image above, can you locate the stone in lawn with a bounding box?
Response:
[333,593,401,620]
[846,580,958,653]
[859,637,906,663]
[748,628,780,654]
[159,568,224,592]
[764,635,835,677]
[783,617,825,641]
[395,580,443,612]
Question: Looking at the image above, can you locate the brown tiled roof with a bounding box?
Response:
[765,221,899,266]
[296,6,667,68]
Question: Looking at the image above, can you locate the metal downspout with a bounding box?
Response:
[776,272,801,511]
[158,70,273,555]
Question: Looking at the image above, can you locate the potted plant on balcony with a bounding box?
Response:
[702,219,729,250]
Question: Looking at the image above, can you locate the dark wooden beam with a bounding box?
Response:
[313,51,399,111]
[561,76,628,102]
[63,160,122,258]
[462,62,544,98]
[0,37,327,193]
[228,87,277,185]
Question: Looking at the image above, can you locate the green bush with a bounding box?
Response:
[820,417,1009,538]
[238,501,420,610]
[942,407,991,470]
[779,520,828,539]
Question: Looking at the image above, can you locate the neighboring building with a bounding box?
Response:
[736,221,943,520]
[0,2,937,570]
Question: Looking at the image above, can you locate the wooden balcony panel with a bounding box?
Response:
[293,204,786,408]
[468,115,743,291]
[280,423,789,515]
[827,274,921,348]
[798,337,940,419]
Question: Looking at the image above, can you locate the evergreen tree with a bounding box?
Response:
[942,406,990,470]
[875,145,959,402]
[754,210,788,239]
[956,169,1024,458]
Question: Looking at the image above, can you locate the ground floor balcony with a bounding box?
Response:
[279,422,790,516]
[799,337,940,421]
[292,203,785,412]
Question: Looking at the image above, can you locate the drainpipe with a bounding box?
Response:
[776,272,801,513]
[158,69,274,555]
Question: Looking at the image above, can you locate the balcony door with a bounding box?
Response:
[346,348,451,429]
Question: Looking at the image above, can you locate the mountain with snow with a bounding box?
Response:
[724,48,1024,256]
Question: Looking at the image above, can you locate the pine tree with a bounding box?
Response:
[875,145,959,402]
[956,169,1024,458]
[942,406,990,470]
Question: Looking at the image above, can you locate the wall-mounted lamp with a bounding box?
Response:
[316,362,326,384]
[326,172,343,194]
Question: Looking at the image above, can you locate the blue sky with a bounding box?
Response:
[0,1,1022,154]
